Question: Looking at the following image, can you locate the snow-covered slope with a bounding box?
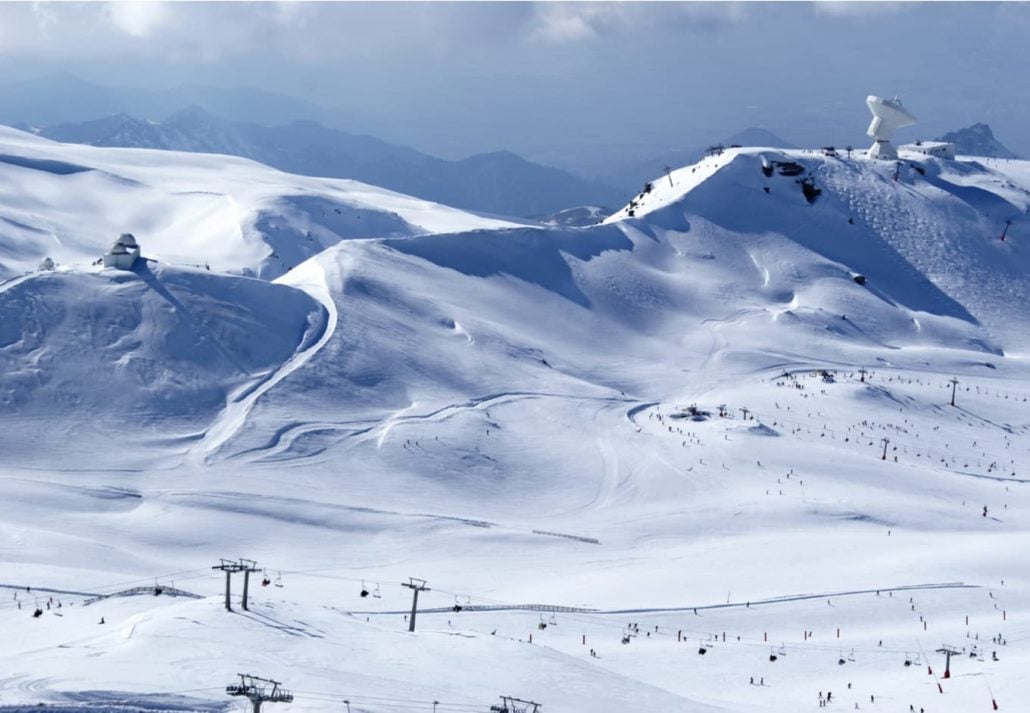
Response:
[2,141,1030,713]
[0,126,518,281]
[607,147,1030,349]
[0,262,325,469]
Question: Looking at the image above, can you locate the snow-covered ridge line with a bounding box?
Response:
[0,124,520,281]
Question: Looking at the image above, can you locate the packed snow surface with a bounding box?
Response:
[2,133,1030,712]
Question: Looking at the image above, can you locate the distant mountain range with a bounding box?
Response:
[935,123,1021,159]
[0,71,345,129]
[28,106,626,218]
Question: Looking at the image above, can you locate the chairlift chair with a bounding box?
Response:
[360,580,370,598]
[548,612,558,626]
[778,643,787,656]
[537,615,547,630]
[372,583,381,599]
[261,569,271,587]
[274,571,284,588]
[847,648,856,662]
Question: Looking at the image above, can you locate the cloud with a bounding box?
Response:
[527,4,613,43]
[107,1,170,38]
[811,1,905,19]
[526,2,748,44]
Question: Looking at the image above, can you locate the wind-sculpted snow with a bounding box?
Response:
[0,153,92,175]
[386,225,633,307]
[609,148,1030,346]
[0,262,323,467]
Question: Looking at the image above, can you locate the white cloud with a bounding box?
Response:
[527,3,628,44]
[526,2,748,44]
[528,7,599,43]
[106,1,170,38]
[812,1,904,19]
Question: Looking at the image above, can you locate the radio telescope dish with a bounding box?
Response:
[866,95,916,160]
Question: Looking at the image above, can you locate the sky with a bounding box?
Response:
[0,1,1027,173]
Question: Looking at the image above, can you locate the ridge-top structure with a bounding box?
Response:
[866,95,917,160]
[102,232,140,269]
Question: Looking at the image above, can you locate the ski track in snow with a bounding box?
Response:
[195,260,338,463]
[229,390,635,463]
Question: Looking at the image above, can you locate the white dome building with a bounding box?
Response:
[102,233,141,269]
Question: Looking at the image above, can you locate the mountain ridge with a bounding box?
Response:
[35,106,625,217]
[936,122,1021,159]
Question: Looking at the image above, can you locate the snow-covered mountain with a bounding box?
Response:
[0,125,518,281]
[936,123,1021,159]
[2,133,1030,713]
[35,107,626,217]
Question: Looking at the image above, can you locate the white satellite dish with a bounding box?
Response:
[866,95,917,160]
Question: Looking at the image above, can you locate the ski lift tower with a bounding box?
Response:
[226,674,293,713]
[490,696,542,713]
[402,577,430,632]
[866,96,917,160]
[213,559,247,611]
